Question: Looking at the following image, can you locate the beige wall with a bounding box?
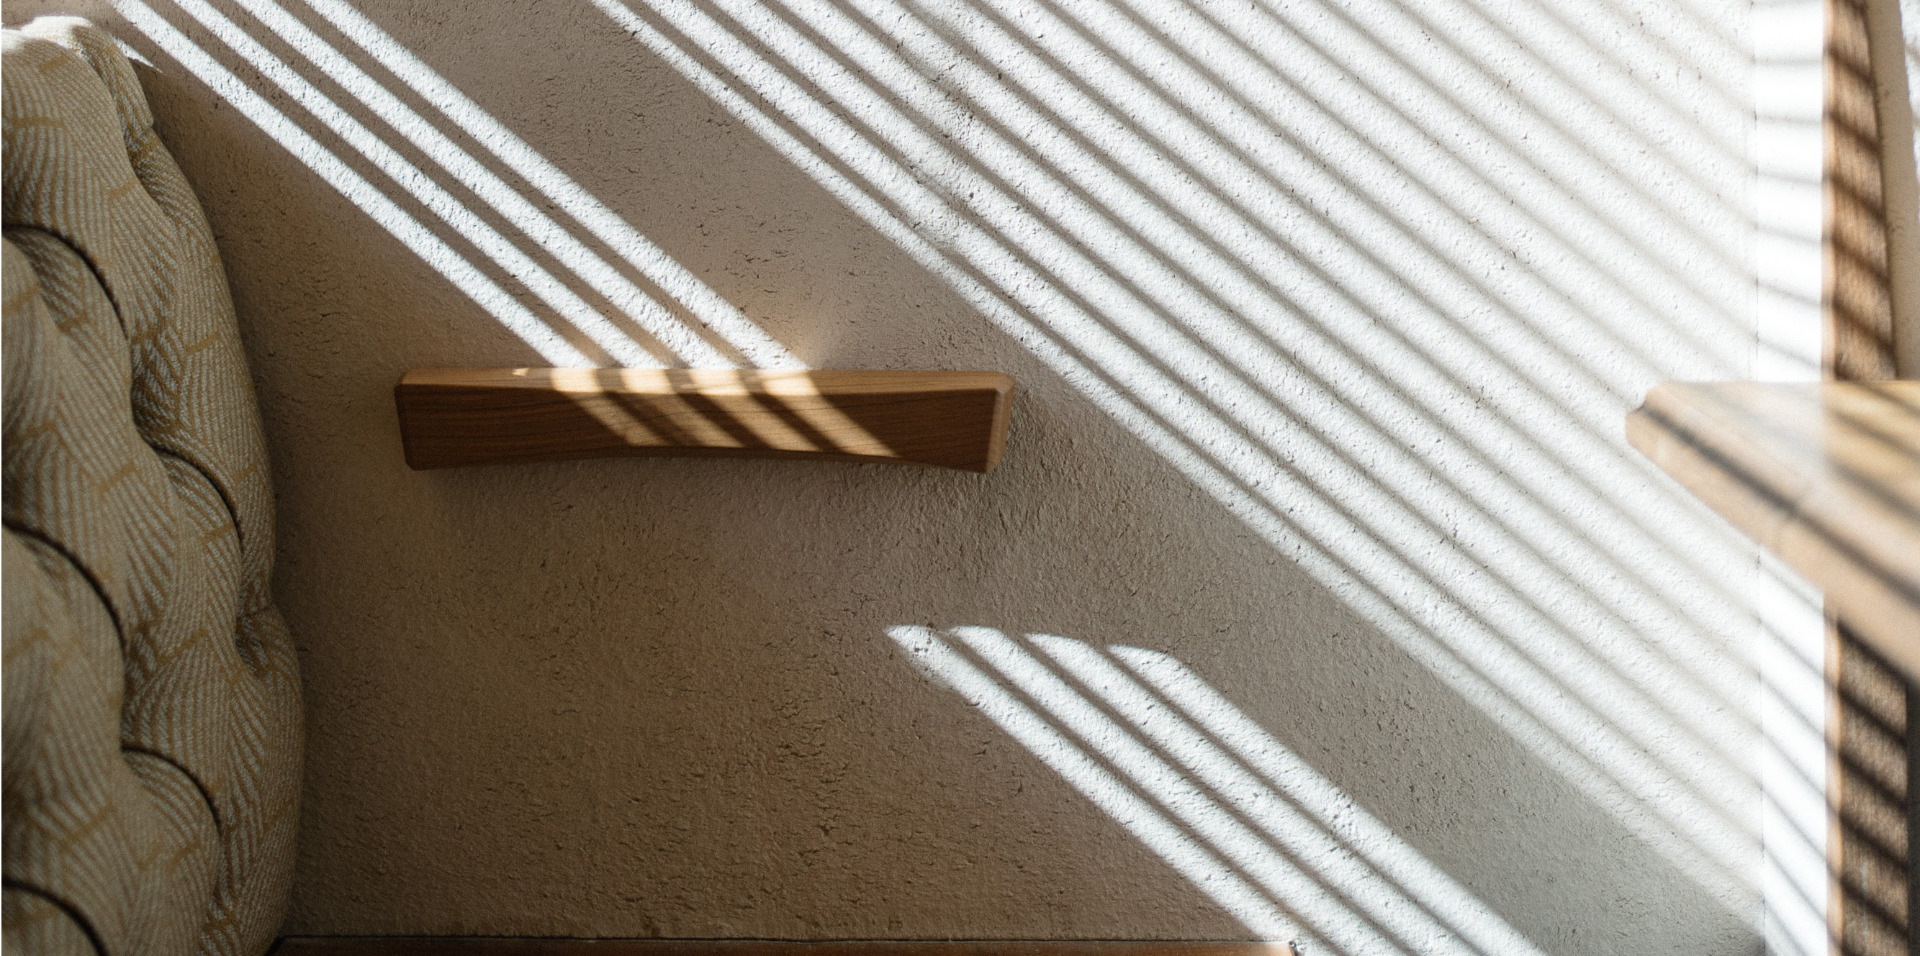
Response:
[10,1,1769,952]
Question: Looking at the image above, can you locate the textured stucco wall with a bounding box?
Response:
[9,0,1767,952]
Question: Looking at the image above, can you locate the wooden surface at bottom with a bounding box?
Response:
[274,942,1295,956]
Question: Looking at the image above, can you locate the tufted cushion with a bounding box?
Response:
[3,17,302,956]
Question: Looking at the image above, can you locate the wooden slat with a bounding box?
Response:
[395,369,1016,473]
[1825,0,1897,381]
[1823,0,1909,945]
[273,941,1296,956]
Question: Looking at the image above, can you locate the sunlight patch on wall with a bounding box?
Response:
[287,0,794,368]
[891,625,1547,954]
[599,0,1773,915]
[109,0,792,369]
[108,0,593,366]
[1752,0,1827,382]
[154,0,682,364]
[99,0,1791,933]
[280,0,798,368]
[1751,0,1830,948]
[1753,558,1830,956]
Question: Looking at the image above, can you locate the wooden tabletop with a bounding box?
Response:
[1626,381,1920,678]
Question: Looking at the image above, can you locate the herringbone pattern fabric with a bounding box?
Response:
[3,18,302,956]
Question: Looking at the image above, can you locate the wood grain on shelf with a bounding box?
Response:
[1626,381,1920,678]
[395,368,1016,473]
[274,941,1294,956]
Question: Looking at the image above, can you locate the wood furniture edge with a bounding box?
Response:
[1625,382,1920,676]
[395,368,1016,474]
[273,941,1297,956]
[1826,0,1909,941]
[1631,380,1917,953]
[1826,0,1896,381]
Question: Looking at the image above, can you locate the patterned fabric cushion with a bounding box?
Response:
[3,18,302,956]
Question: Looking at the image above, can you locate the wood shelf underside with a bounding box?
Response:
[395,368,1016,473]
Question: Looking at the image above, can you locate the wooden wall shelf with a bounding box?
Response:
[395,368,1015,473]
[1627,381,1920,679]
